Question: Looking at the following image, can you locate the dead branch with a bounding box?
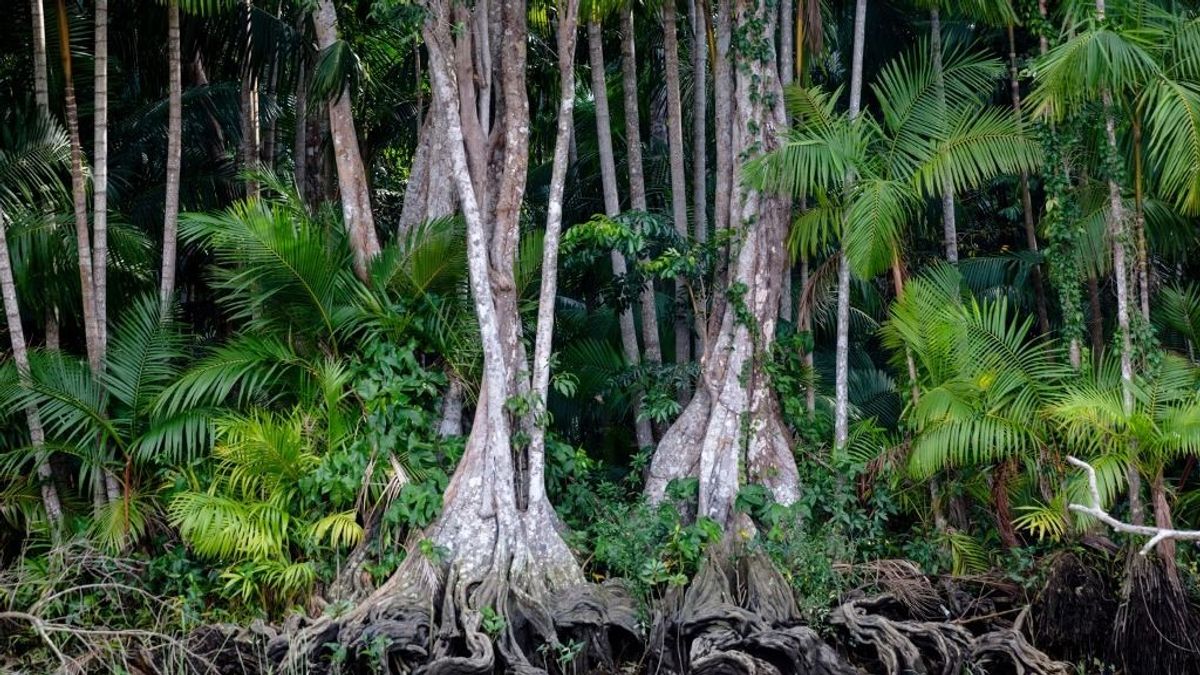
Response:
[1067,456,1200,556]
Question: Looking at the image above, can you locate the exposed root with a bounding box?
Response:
[830,594,972,675]
[970,629,1071,675]
[1029,552,1115,665]
[1113,553,1200,675]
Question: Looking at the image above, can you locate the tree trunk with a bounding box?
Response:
[293,57,308,203]
[688,0,709,357]
[646,0,798,526]
[0,207,62,528]
[31,0,50,111]
[1007,24,1051,335]
[777,0,793,325]
[94,0,109,360]
[240,0,260,196]
[800,256,815,414]
[834,0,867,451]
[587,20,654,451]
[160,0,182,305]
[1151,467,1177,576]
[1088,273,1104,357]
[528,0,579,494]
[662,0,692,377]
[620,8,664,368]
[438,378,464,438]
[312,0,381,283]
[1132,116,1151,322]
[930,9,957,264]
[54,0,102,376]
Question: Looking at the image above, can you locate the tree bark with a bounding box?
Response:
[529,0,579,497]
[94,0,109,359]
[293,57,308,203]
[646,0,798,526]
[620,8,664,368]
[834,0,867,451]
[240,0,260,196]
[687,0,708,357]
[54,0,102,377]
[1007,24,1051,335]
[31,0,50,111]
[587,19,655,450]
[1088,273,1104,357]
[0,207,62,528]
[1132,116,1151,322]
[662,0,692,377]
[312,0,381,283]
[777,0,793,325]
[930,9,958,264]
[160,0,182,305]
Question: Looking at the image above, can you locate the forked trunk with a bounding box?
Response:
[312,0,381,283]
[0,207,62,528]
[620,7,664,368]
[646,0,798,525]
[662,0,692,374]
[588,19,655,450]
[160,0,182,305]
[834,0,867,450]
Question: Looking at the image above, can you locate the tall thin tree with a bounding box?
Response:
[161,0,183,305]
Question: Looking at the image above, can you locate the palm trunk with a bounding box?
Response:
[620,8,663,367]
[0,207,62,528]
[54,0,102,376]
[588,20,654,450]
[312,0,381,283]
[94,0,109,359]
[240,0,260,196]
[1132,116,1151,322]
[834,0,867,450]
[160,0,182,305]
[930,8,957,264]
[662,0,692,378]
[32,0,50,110]
[294,58,308,204]
[1007,24,1051,335]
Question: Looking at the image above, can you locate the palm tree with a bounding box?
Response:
[0,109,71,529]
[161,0,183,304]
[94,0,110,362]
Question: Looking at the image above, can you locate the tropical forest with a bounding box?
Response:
[6,0,1200,672]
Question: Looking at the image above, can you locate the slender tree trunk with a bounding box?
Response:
[438,378,464,437]
[834,0,867,451]
[1007,24,1050,335]
[619,8,664,367]
[1088,273,1104,357]
[529,0,579,494]
[32,0,50,111]
[1151,467,1177,576]
[799,255,814,414]
[587,20,654,450]
[94,0,109,359]
[312,0,381,283]
[54,0,101,376]
[662,0,692,377]
[992,459,1020,549]
[688,0,709,358]
[0,207,62,528]
[707,0,732,342]
[1132,116,1151,322]
[930,8,957,264]
[160,0,182,305]
[294,57,308,203]
[777,0,793,325]
[647,0,798,524]
[240,0,260,196]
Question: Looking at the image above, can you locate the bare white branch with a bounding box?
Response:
[1066,456,1200,556]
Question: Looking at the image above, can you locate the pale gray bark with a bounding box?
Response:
[930,9,957,264]
[437,378,464,438]
[529,0,579,501]
[54,0,102,377]
[313,0,381,283]
[588,19,654,450]
[777,0,793,324]
[834,0,866,451]
[647,0,797,526]
[31,0,49,111]
[689,0,710,357]
[160,0,182,305]
[94,0,109,359]
[620,8,664,368]
[0,207,62,528]
[662,0,692,373]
